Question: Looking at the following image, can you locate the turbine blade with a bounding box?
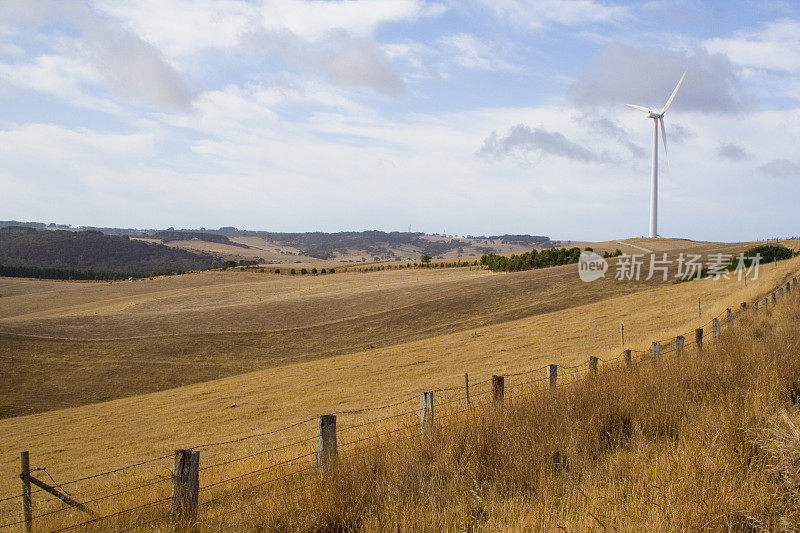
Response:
[660,71,686,114]
[659,117,670,169]
[626,104,651,113]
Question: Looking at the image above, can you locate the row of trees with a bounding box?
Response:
[0,264,136,280]
[480,247,583,272]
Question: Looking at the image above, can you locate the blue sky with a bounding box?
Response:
[1,0,799,241]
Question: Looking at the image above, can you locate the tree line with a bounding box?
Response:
[480,247,583,272]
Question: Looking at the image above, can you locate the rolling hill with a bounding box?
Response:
[0,226,216,278]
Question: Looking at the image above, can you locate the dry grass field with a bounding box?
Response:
[0,239,763,417]
[0,243,796,530]
[0,238,796,514]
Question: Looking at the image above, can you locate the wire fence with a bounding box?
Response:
[1,272,797,532]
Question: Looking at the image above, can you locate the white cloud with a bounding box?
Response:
[571,44,752,113]
[385,33,516,82]
[0,0,193,111]
[94,0,435,58]
[704,19,800,73]
[436,33,516,71]
[467,0,628,31]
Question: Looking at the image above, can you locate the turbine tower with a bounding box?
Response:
[626,72,685,238]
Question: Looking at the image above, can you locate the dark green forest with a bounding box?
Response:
[0,227,215,279]
[480,247,583,272]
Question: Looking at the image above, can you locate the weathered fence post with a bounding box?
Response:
[712,318,720,341]
[588,356,599,375]
[726,308,733,327]
[547,365,557,389]
[675,335,685,356]
[172,449,200,524]
[623,349,632,368]
[420,392,434,434]
[464,373,470,405]
[772,292,777,304]
[763,297,768,308]
[491,375,504,406]
[317,414,338,469]
[695,328,703,352]
[651,341,660,364]
[740,302,747,311]
[20,451,31,533]
[787,282,791,293]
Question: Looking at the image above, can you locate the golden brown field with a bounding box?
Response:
[0,241,797,531]
[0,239,762,417]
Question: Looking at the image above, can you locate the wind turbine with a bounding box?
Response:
[626,72,685,239]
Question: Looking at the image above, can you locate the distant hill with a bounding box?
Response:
[0,222,555,264]
[0,226,215,278]
[146,230,250,248]
[209,230,553,260]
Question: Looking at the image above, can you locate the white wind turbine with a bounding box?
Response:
[626,71,686,238]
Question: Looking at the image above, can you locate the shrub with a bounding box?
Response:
[744,244,794,264]
[329,268,335,274]
[290,269,296,275]
[301,268,309,275]
[311,268,318,274]
[274,268,280,274]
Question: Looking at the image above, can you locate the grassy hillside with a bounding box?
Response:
[198,285,800,531]
[0,240,762,417]
[0,226,215,278]
[0,254,797,531]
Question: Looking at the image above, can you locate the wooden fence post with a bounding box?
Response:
[623,349,632,368]
[675,336,685,356]
[787,282,791,293]
[588,356,598,375]
[726,308,733,327]
[420,392,434,434]
[547,365,557,389]
[651,341,660,364]
[20,451,31,533]
[464,373,470,405]
[317,414,338,469]
[740,302,747,311]
[491,375,504,406]
[172,449,200,523]
[695,328,703,352]
[763,297,768,308]
[712,318,720,341]
[772,292,777,304]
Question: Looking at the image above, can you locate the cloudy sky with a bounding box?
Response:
[1,0,799,241]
